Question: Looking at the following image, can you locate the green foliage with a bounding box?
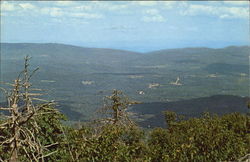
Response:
[55,89,148,162]
[54,124,149,162]
[0,56,67,161]
[0,103,66,161]
[32,106,67,161]
[164,111,177,128]
[148,111,250,161]
[1,98,249,161]
[97,89,135,126]
[1,57,249,161]
[2,43,249,122]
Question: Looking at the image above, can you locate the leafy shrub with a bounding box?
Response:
[148,112,249,161]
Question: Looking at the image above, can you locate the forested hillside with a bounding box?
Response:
[131,95,249,128]
[1,43,249,123]
[0,60,249,161]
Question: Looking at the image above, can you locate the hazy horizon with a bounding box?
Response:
[1,41,249,53]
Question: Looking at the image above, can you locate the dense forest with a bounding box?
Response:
[1,43,249,123]
[0,57,249,161]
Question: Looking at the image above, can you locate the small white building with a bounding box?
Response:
[170,77,182,86]
[148,83,160,88]
[138,91,145,95]
[81,81,94,85]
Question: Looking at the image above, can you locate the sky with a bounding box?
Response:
[0,1,249,52]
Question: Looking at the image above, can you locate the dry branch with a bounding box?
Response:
[0,56,60,162]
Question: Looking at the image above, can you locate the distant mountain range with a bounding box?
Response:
[1,43,249,124]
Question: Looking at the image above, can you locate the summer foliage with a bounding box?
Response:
[0,57,249,161]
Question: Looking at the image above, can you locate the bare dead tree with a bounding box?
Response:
[96,89,139,127]
[0,56,60,162]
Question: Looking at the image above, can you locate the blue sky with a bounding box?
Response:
[1,1,249,52]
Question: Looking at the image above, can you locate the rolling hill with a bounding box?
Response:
[0,43,249,123]
[131,95,249,128]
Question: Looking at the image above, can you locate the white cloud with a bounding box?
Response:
[107,4,128,10]
[50,9,64,17]
[40,6,103,19]
[40,7,64,17]
[177,2,189,8]
[219,14,230,19]
[181,4,215,16]
[74,5,92,11]
[19,3,36,10]
[133,1,157,6]
[224,1,249,6]
[181,4,249,19]
[142,8,166,22]
[142,15,166,22]
[1,2,37,16]
[54,1,76,6]
[1,2,20,11]
[161,1,176,9]
[144,9,159,15]
[1,1,104,19]
[91,2,128,11]
[221,6,249,19]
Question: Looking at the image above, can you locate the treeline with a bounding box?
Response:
[0,57,249,161]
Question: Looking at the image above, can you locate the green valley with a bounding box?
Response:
[1,43,249,124]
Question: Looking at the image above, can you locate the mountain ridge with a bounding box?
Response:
[0,42,143,55]
[1,42,249,54]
